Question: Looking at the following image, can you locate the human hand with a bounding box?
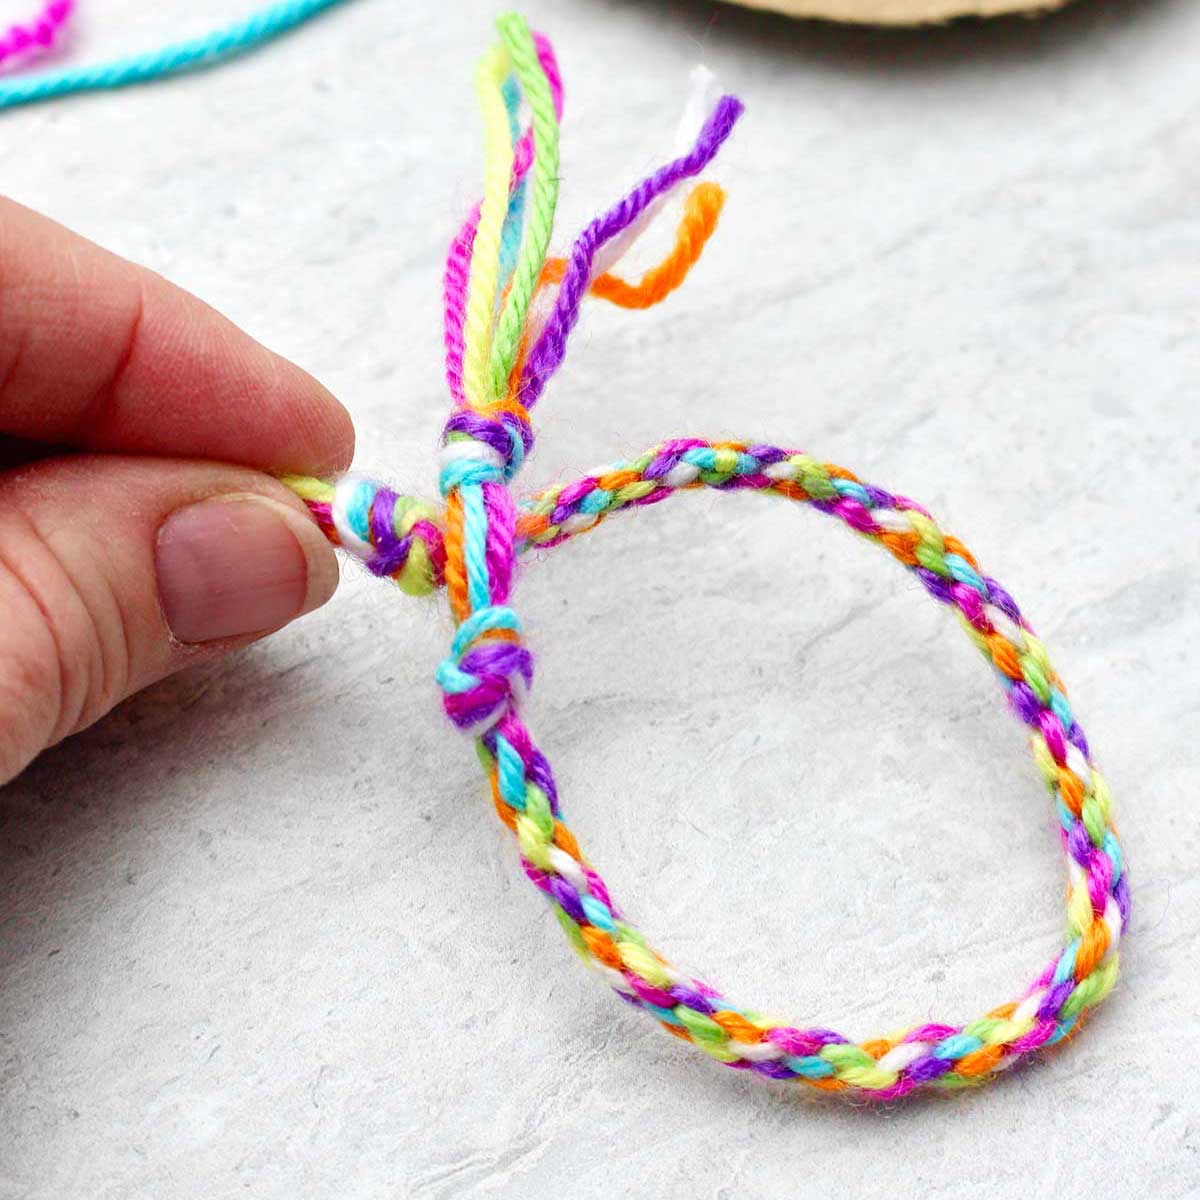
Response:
[0,198,353,784]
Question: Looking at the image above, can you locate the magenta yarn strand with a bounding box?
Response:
[0,1,73,68]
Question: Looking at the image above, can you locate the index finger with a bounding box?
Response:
[0,198,354,476]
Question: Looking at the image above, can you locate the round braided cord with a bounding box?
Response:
[281,15,1126,1098]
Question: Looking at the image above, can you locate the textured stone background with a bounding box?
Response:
[2,1,1197,1197]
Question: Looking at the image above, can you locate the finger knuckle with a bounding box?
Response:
[0,507,130,777]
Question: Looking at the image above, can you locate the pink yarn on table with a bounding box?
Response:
[0,0,74,67]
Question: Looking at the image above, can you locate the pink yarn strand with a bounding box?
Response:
[0,0,73,68]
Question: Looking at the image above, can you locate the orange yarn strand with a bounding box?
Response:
[541,182,725,310]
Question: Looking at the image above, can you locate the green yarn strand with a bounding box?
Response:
[489,13,560,398]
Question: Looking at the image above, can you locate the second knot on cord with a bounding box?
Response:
[435,605,533,735]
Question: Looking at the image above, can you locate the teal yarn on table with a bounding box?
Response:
[0,0,352,111]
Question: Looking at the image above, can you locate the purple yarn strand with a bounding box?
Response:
[518,95,744,409]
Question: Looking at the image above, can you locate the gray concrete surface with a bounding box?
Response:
[2,0,1198,1196]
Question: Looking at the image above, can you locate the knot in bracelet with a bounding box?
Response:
[282,15,1126,1100]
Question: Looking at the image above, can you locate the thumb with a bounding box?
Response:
[0,453,338,784]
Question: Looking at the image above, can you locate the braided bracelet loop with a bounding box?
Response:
[289,436,1127,1097]
[284,15,1126,1099]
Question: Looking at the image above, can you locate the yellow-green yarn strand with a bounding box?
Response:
[280,474,333,504]
[461,42,514,408]
[488,13,560,398]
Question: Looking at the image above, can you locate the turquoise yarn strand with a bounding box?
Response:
[0,0,352,111]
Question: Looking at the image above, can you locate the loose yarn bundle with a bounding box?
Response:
[280,15,1127,1099]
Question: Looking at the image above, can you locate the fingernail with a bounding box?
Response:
[156,494,337,643]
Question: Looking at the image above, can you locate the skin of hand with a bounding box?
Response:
[0,198,354,785]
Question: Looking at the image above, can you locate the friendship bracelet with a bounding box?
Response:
[282,14,1127,1099]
